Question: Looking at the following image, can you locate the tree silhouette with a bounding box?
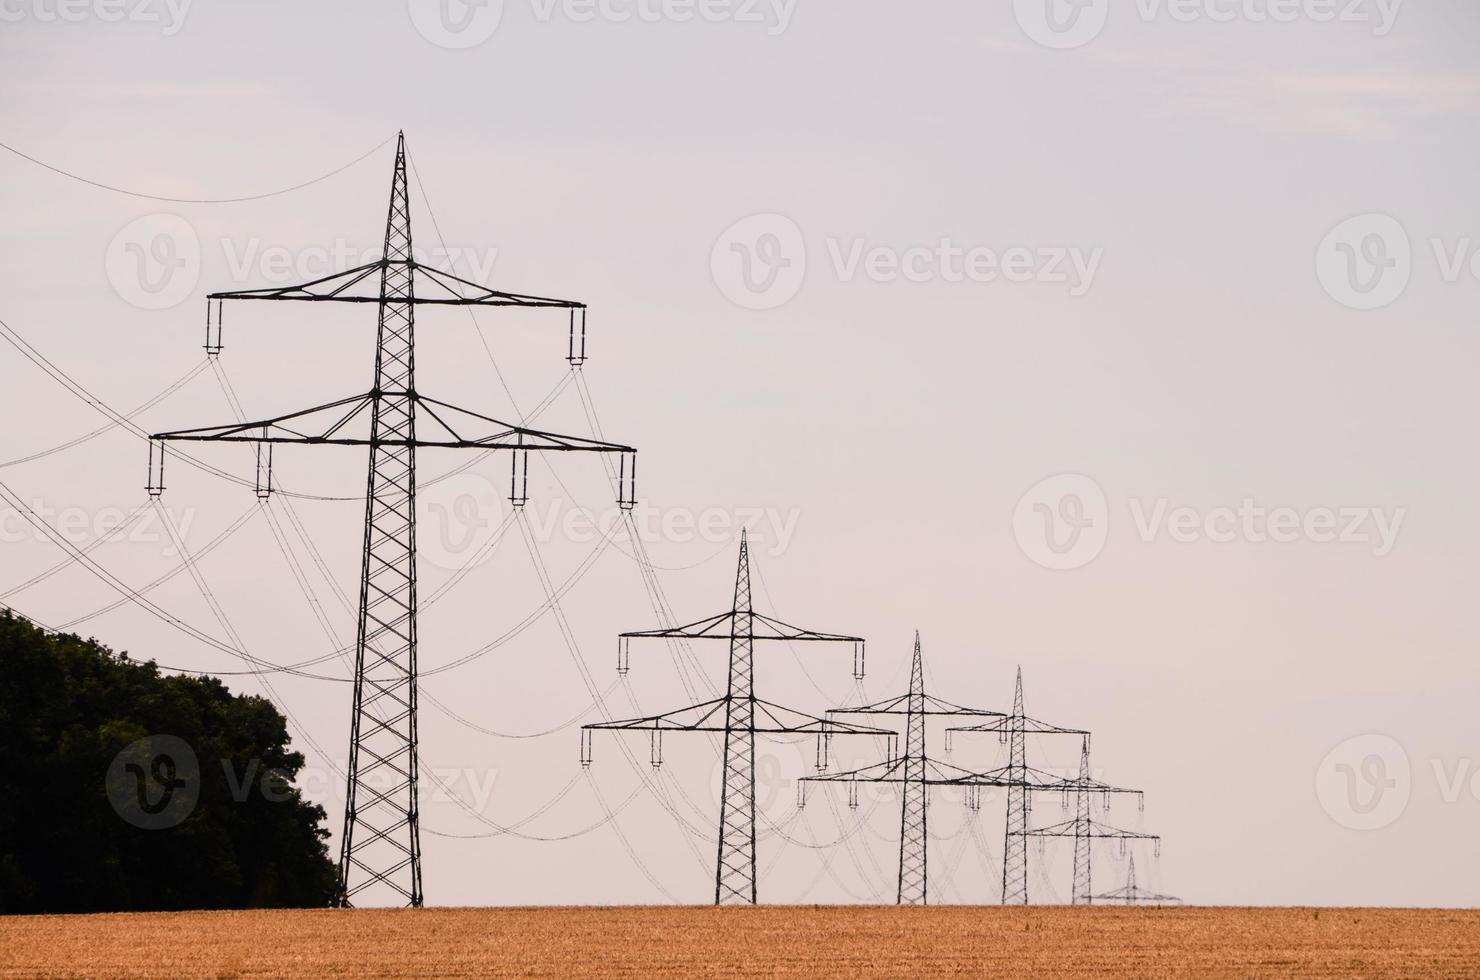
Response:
[0,610,336,913]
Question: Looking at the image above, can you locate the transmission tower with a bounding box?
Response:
[1091,854,1181,906]
[1014,736,1156,905]
[147,133,638,908]
[946,668,1094,905]
[581,531,888,904]
[798,632,1005,905]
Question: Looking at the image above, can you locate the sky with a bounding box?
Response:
[1,0,1478,907]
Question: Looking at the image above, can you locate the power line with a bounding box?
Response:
[0,134,394,204]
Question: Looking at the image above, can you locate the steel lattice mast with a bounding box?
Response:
[1014,736,1157,905]
[148,133,637,908]
[718,529,759,902]
[581,532,888,904]
[1090,855,1181,906]
[898,635,928,904]
[1004,667,1029,904]
[800,633,1004,905]
[945,668,1092,905]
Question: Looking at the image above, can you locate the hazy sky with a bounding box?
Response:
[2,0,1479,907]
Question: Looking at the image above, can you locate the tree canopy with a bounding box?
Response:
[0,610,336,913]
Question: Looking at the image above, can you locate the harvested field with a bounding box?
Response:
[2,906,1478,979]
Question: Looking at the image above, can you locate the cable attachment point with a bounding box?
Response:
[146,439,166,497]
[617,451,637,511]
[205,298,224,357]
[567,306,588,366]
[509,449,530,508]
[255,436,274,500]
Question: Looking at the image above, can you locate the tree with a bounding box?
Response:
[0,610,337,913]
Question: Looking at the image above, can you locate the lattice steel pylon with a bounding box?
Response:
[1003,667,1029,904]
[1091,855,1181,906]
[800,633,1004,905]
[898,635,928,904]
[1014,736,1156,905]
[581,532,888,904]
[147,133,637,908]
[945,668,1093,905]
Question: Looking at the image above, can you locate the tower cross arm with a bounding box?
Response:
[207,259,586,308]
[150,393,634,451]
[619,610,863,644]
[829,692,1006,719]
[582,697,891,737]
[1026,764,1144,798]
[934,763,1143,795]
[1015,816,1160,840]
[147,391,637,506]
[946,714,1089,738]
[802,756,994,785]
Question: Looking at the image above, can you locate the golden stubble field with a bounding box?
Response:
[3,906,1478,979]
